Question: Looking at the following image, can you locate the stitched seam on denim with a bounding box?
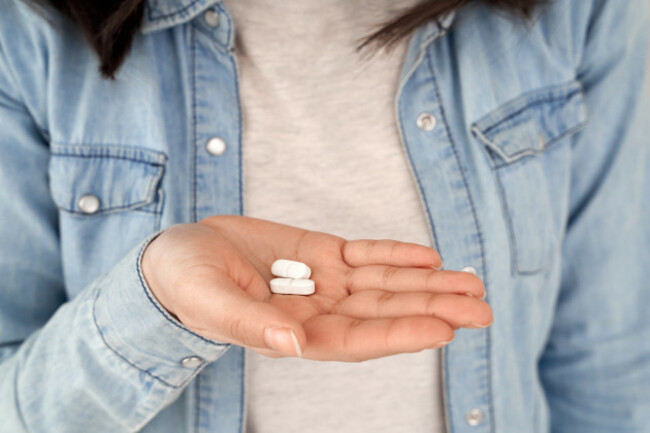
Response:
[215,3,234,53]
[144,164,165,216]
[500,147,572,276]
[194,373,201,433]
[396,24,439,98]
[227,22,244,216]
[395,72,440,255]
[494,166,526,274]
[393,22,444,254]
[50,142,168,154]
[540,119,589,154]
[426,47,493,433]
[471,124,511,164]
[92,287,179,389]
[487,114,587,162]
[50,144,168,163]
[153,189,164,230]
[54,164,163,214]
[474,109,588,167]
[135,207,160,215]
[423,49,453,433]
[239,347,246,433]
[59,201,158,216]
[50,153,166,166]
[478,85,582,136]
[191,25,198,222]
[136,234,227,347]
[481,91,580,136]
[490,129,585,275]
[192,10,230,56]
[147,0,204,21]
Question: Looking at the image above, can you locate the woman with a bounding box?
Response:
[0,0,648,431]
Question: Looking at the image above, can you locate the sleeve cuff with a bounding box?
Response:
[92,230,230,388]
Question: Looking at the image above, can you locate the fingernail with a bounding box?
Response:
[434,340,453,348]
[431,261,444,271]
[465,321,492,329]
[264,327,303,357]
[288,330,303,358]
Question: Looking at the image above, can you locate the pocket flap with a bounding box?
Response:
[49,144,166,215]
[471,81,588,165]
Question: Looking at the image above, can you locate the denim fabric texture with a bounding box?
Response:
[0,0,649,432]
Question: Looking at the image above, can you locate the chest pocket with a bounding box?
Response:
[48,144,167,293]
[471,81,588,275]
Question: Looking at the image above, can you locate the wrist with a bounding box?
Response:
[141,234,179,321]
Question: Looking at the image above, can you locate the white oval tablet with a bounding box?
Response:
[270,278,315,295]
[271,259,312,279]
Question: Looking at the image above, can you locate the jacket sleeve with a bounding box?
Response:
[539,1,650,431]
[0,5,229,432]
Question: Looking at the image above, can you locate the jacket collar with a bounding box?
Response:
[142,0,456,37]
[396,10,456,88]
[141,0,220,33]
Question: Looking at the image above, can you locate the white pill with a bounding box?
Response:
[271,259,312,279]
[270,278,315,295]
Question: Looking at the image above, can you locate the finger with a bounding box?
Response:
[199,216,346,274]
[334,291,493,329]
[301,315,455,362]
[172,267,306,357]
[343,239,442,269]
[347,266,485,298]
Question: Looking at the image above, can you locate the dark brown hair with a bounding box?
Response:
[45,0,545,79]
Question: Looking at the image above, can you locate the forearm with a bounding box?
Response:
[0,238,230,432]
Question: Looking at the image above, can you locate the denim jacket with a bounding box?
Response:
[1,0,649,431]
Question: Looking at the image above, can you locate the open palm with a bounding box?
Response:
[142,215,492,362]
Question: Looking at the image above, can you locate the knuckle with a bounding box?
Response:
[425,270,439,289]
[342,267,355,293]
[366,240,378,261]
[381,266,399,288]
[376,290,395,304]
[424,294,441,316]
[375,291,395,317]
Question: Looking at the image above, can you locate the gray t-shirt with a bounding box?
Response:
[222,0,446,431]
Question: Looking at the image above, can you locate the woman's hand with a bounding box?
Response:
[141,215,492,362]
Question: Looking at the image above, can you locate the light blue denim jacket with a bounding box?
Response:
[1,0,649,431]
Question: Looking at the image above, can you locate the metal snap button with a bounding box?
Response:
[465,408,484,426]
[206,137,227,156]
[180,356,204,368]
[416,112,437,131]
[204,10,220,28]
[78,194,100,214]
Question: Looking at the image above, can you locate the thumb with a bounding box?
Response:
[182,274,306,357]
[228,298,306,357]
[263,324,304,358]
